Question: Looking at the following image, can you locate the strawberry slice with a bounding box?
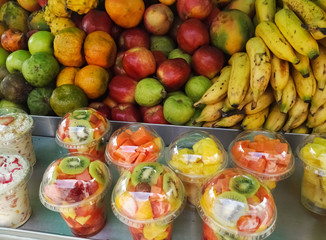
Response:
[0,116,14,126]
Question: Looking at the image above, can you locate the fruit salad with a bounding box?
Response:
[0,154,32,228]
[106,124,164,172]
[111,162,186,240]
[229,131,294,188]
[298,134,326,215]
[56,108,111,162]
[167,130,227,206]
[198,169,277,240]
[39,154,111,237]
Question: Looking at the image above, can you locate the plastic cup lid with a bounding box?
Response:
[105,123,164,169]
[228,130,295,181]
[39,153,112,212]
[166,130,228,182]
[56,108,111,149]
[197,168,277,240]
[111,162,186,228]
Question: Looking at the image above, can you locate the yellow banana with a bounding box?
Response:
[202,121,217,128]
[237,88,254,110]
[291,124,310,133]
[292,67,316,103]
[227,52,250,108]
[221,97,235,113]
[311,44,326,90]
[312,0,326,11]
[242,88,274,114]
[275,8,319,59]
[292,52,310,78]
[213,114,245,128]
[241,107,269,130]
[255,0,276,22]
[307,102,326,127]
[194,101,223,123]
[283,97,309,131]
[310,88,326,114]
[264,103,288,131]
[246,37,272,107]
[194,66,231,107]
[270,54,289,102]
[319,37,326,48]
[283,0,326,40]
[280,75,297,113]
[312,121,326,133]
[255,21,300,64]
[227,0,256,17]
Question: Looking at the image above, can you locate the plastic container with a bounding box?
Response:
[229,130,295,189]
[0,107,36,166]
[166,130,227,206]
[39,153,112,237]
[56,108,111,162]
[297,134,326,215]
[105,123,164,173]
[0,154,32,228]
[197,168,277,240]
[111,162,186,240]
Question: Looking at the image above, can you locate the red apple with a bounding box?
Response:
[192,45,225,79]
[82,9,113,35]
[26,30,38,39]
[37,0,47,7]
[122,47,156,80]
[152,50,167,68]
[204,7,221,27]
[142,104,168,124]
[108,75,138,104]
[177,0,213,20]
[144,3,174,35]
[177,19,209,54]
[113,51,127,75]
[111,103,142,122]
[169,17,183,41]
[89,102,111,119]
[140,106,149,116]
[157,58,191,91]
[111,24,123,40]
[118,28,150,50]
[71,12,83,30]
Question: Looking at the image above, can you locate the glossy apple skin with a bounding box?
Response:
[111,103,142,122]
[144,3,174,35]
[37,0,47,7]
[113,51,127,76]
[122,47,156,80]
[108,75,138,104]
[176,19,209,54]
[177,0,212,20]
[118,28,150,50]
[82,9,113,34]
[157,58,191,91]
[152,50,167,68]
[192,45,225,79]
[142,104,168,124]
[89,102,111,119]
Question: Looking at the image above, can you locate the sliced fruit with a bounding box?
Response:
[69,119,94,144]
[130,126,155,145]
[236,215,261,233]
[193,137,222,165]
[116,192,138,218]
[134,200,153,220]
[163,172,178,198]
[89,160,107,185]
[143,223,169,240]
[150,199,171,219]
[0,116,14,125]
[75,168,92,181]
[59,155,90,175]
[71,109,91,120]
[229,175,260,198]
[131,162,163,186]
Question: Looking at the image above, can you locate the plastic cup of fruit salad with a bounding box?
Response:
[56,108,111,163]
[0,107,36,166]
[39,153,112,237]
[197,168,277,240]
[297,134,326,215]
[166,130,227,207]
[0,154,32,228]
[105,123,164,173]
[111,162,186,240]
[229,130,294,190]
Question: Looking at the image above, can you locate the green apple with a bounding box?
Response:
[0,47,9,67]
[6,50,31,73]
[150,35,175,56]
[185,75,212,102]
[28,31,54,55]
[163,94,195,125]
[168,48,191,64]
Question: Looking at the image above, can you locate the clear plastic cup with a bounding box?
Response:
[105,123,164,173]
[0,154,32,228]
[297,134,326,215]
[166,130,227,206]
[111,162,186,240]
[56,108,111,163]
[0,107,36,166]
[197,168,277,240]
[39,153,112,237]
[228,130,295,190]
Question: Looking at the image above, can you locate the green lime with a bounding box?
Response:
[185,76,212,102]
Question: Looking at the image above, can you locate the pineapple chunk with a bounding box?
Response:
[143,223,169,240]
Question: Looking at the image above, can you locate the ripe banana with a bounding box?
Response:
[310,87,326,114]
[194,66,231,107]
[264,103,288,131]
[202,121,218,128]
[194,101,223,123]
[312,121,326,133]
[319,37,326,48]
[291,124,310,134]
[283,0,326,40]
[242,88,274,114]
[255,21,300,64]
[275,8,319,59]
[255,0,276,22]
[213,114,245,128]
[280,75,297,113]
[311,44,326,90]
[227,0,256,17]
[292,67,316,103]
[237,88,254,110]
[292,52,310,78]
[270,54,289,102]
[241,107,269,130]
[312,0,326,11]
[227,52,250,108]
[283,97,309,131]
[307,102,326,127]
[246,37,272,107]
[221,97,235,113]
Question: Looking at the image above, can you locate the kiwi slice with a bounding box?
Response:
[71,109,91,120]
[59,155,90,175]
[212,191,249,228]
[89,160,107,185]
[131,162,163,187]
[229,175,260,198]
[69,119,94,143]
[163,173,178,198]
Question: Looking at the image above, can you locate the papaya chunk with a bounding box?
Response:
[130,126,154,146]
